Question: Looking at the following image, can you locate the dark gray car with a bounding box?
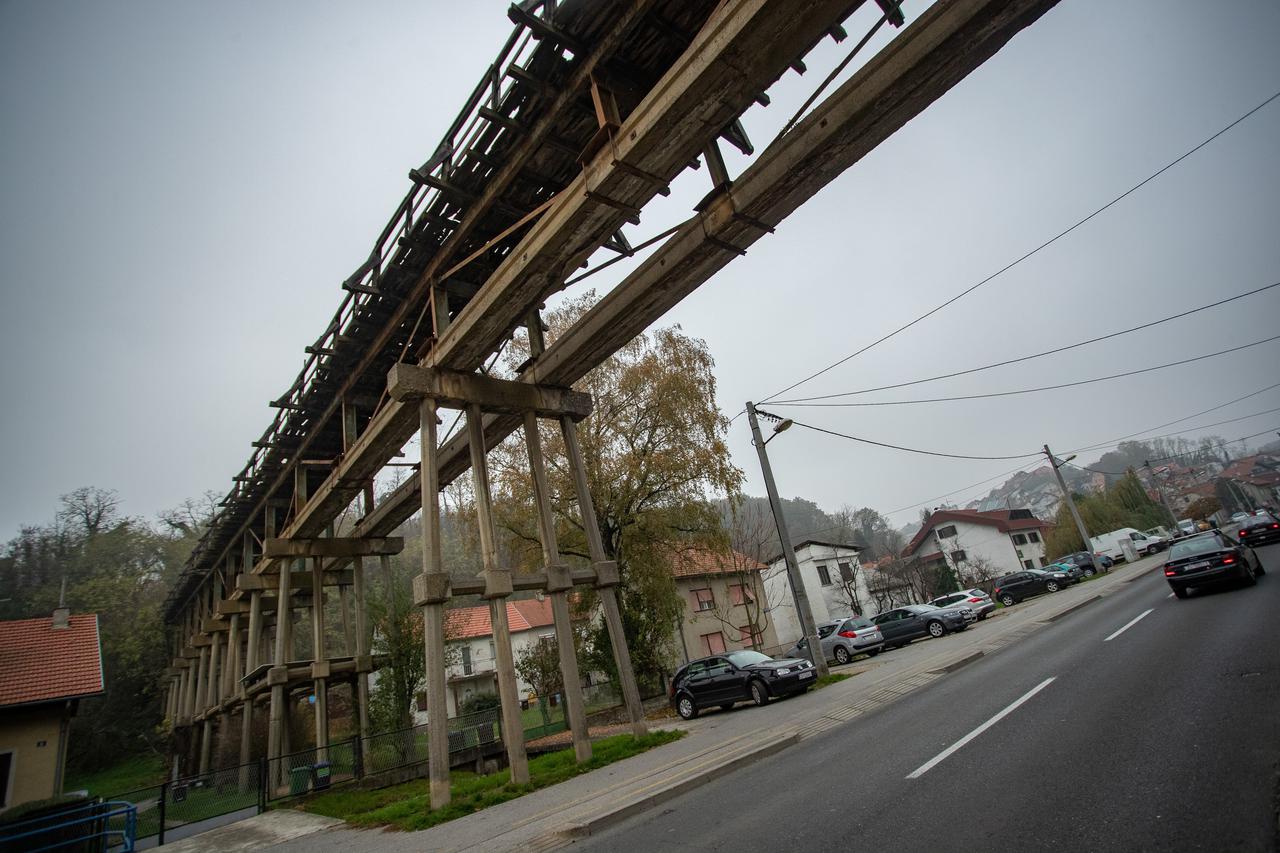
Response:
[872,604,970,648]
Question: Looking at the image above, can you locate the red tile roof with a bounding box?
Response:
[445,598,557,640]
[904,509,1051,557]
[671,547,766,578]
[0,614,104,708]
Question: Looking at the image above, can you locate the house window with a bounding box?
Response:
[1023,559,1035,570]
[461,645,473,675]
[729,583,755,605]
[1027,531,1041,543]
[838,562,854,582]
[1011,533,1028,545]
[700,632,727,655]
[817,565,832,586]
[950,550,967,563]
[937,525,958,539]
[692,588,715,611]
[0,750,12,810]
[738,626,757,649]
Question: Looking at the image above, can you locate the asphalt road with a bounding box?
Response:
[570,544,1280,852]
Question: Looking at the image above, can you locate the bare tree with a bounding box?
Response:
[58,487,120,537]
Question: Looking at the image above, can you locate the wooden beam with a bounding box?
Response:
[386,364,592,419]
[263,537,404,558]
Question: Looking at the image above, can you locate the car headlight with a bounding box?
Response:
[775,668,790,676]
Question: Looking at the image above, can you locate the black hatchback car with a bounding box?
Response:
[1164,530,1264,598]
[1236,512,1280,547]
[670,649,815,720]
[991,567,1074,606]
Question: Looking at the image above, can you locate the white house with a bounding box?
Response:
[762,540,867,647]
[417,597,561,719]
[902,509,1052,583]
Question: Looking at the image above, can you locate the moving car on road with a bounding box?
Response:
[871,604,970,649]
[669,649,815,720]
[1235,511,1280,547]
[784,617,885,665]
[927,589,996,620]
[1163,530,1264,598]
[991,567,1074,606]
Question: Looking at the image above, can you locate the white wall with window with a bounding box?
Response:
[762,541,867,647]
[915,516,1049,583]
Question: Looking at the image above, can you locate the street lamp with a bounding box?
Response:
[745,402,829,677]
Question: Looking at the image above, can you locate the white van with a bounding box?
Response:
[1090,527,1169,562]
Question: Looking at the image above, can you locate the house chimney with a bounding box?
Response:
[52,576,70,629]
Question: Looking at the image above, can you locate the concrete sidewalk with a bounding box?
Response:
[174,558,1160,852]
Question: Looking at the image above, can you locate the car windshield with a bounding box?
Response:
[844,617,874,629]
[906,604,938,613]
[1169,536,1223,559]
[725,650,773,667]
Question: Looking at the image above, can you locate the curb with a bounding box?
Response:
[1047,594,1102,621]
[551,733,800,841]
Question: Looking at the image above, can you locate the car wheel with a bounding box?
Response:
[676,695,698,720]
[1083,568,1096,578]
[927,620,946,638]
[1046,580,1061,592]
[749,679,771,707]
[1243,563,1257,586]
[1000,593,1015,607]
[1172,585,1189,599]
[834,646,851,665]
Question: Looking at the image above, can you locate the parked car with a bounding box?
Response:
[1044,561,1085,583]
[1163,530,1264,598]
[1176,518,1199,538]
[1236,511,1280,547]
[784,617,885,665]
[927,588,996,620]
[669,649,816,719]
[1056,551,1113,576]
[871,604,971,649]
[991,567,1074,606]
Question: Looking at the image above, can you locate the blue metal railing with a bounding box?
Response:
[0,800,136,852]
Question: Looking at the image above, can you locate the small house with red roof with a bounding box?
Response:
[903,509,1052,583]
[671,547,779,662]
[426,597,566,717]
[0,609,104,812]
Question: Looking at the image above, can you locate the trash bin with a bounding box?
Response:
[311,762,332,791]
[289,765,312,795]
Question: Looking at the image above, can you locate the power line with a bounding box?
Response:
[770,281,1280,403]
[769,335,1280,407]
[1066,426,1280,474]
[1067,406,1280,456]
[757,89,1280,405]
[789,419,1041,461]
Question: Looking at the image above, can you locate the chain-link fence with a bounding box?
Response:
[110,759,262,846]
[264,738,358,802]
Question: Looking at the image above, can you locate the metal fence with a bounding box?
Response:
[111,759,263,846]
[0,800,137,853]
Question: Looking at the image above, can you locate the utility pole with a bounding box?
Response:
[746,402,828,677]
[1143,461,1177,526]
[1044,444,1103,575]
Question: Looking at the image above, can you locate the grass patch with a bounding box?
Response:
[813,673,852,689]
[64,754,165,797]
[301,730,684,832]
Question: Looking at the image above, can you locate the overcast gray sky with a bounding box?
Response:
[2,0,1278,541]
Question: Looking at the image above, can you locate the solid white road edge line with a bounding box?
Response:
[906,677,1056,779]
[1104,608,1154,642]
[1167,592,1175,598]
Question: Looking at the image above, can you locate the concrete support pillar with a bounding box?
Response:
[194,647,209,717]
[413,398,453,810]
[225,613,242,701]
[353,556,372,747]
[561,415,647,736]
[339,585,355,656]
[468,404,529,784]
[523,411,591,763]
[240,590,263,770]
[311,557,329,758]
[207,634,222,711]
[180,663,194,721]
[267,560,293,783]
